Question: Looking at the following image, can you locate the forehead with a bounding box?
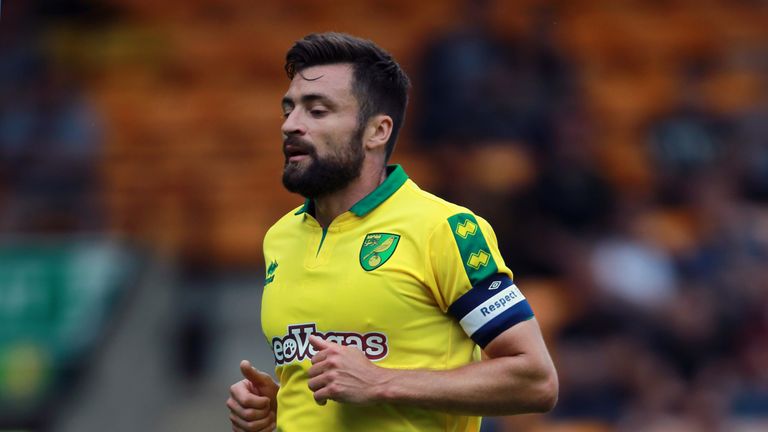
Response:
[284,64,356,102]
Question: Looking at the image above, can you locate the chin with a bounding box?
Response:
[283,161,305,176]
[286,157,313,168]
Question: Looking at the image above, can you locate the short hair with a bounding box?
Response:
[285,32,411,162]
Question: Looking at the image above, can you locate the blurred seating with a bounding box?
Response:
[45,0,763,268]
[4,0,765,430]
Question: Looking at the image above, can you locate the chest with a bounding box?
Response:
[260,226,439,344]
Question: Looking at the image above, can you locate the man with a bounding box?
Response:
[227,32,558,432]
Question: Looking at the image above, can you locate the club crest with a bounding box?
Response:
[359,233,400,271]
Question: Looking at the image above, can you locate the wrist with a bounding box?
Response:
[372,367,401,404]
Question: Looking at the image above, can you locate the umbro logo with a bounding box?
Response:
[489,281,502,290]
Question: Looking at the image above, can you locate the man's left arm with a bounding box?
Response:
[306,317,558,416]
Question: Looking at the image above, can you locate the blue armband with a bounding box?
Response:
[448,274,534,348]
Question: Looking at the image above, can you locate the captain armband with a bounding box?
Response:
[447,274,534,348]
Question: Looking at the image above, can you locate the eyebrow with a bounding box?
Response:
[281,93,336,110]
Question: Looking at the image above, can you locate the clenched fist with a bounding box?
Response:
[307,335,392,406]
[227,360,279,432]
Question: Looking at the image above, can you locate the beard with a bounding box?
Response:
[282,130,365,199]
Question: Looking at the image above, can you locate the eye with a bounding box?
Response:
[282,109,292,119]
[309,109,328,118]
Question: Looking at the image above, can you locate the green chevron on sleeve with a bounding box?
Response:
[447,213,498,285]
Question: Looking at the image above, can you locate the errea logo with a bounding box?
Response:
[264,260,278,286]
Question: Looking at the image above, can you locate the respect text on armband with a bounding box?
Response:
[271,323,389,366]
[480,288,522,317]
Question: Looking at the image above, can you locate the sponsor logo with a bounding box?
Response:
[467,250,490,269]
[359,233,400,271]
[455,220,478,239]
[489,280,502,290]
[264,260,278,286]
[271,323,388,365]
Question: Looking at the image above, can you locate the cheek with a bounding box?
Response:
[315,136,347,158]
[311,116,360,155]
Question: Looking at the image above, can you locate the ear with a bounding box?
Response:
[363,114,393,153]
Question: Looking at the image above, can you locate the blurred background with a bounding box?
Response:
[1,0,767,431]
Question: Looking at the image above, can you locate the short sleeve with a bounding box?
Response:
[427,213,534,348]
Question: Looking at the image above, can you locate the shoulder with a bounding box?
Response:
[398,180,467,218]
[396,180,490,231]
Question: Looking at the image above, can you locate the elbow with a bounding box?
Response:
[532,367,559,413]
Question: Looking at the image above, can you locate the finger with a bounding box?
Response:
[229,410,275,432]
[308,335,332,351]
[230,385,271,409]
[230,418,247,432]
[307,370,333,392]
[230,380,258,404]
[255,412,277,432]
[258,422,276,432]
[307,358,333,378]
[312,387,330,406]
[240,361,267,387]
[310,349,327,365]
[230,381,267,406]
[229,411,274,432]
[253,370,278,395]
[240,361,278,394]
[227,397,271,421]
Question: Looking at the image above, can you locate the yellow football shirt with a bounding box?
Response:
[261,165,534,431]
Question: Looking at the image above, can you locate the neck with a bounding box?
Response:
[314,162,387,227]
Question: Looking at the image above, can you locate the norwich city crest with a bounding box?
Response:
[359,233,400,271]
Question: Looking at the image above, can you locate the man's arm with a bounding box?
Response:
[307,318,558,416]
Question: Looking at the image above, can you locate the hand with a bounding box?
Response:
[227,360,279,432]
[307,335,390,406]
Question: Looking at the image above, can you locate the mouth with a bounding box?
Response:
[283,139,315,164]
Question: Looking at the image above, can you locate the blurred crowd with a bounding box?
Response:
[1,0,767,431]
[411,1,768,431]
[0,1,105,235]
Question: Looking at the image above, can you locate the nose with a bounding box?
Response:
[281,110,306,137]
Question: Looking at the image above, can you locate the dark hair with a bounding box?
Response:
[285,32,410,162]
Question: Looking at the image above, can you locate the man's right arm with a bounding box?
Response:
[227,360,279,432]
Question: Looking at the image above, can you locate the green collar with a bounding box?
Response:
[294,164,409,217]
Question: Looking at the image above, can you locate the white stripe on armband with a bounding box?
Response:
[458,284,526,336]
